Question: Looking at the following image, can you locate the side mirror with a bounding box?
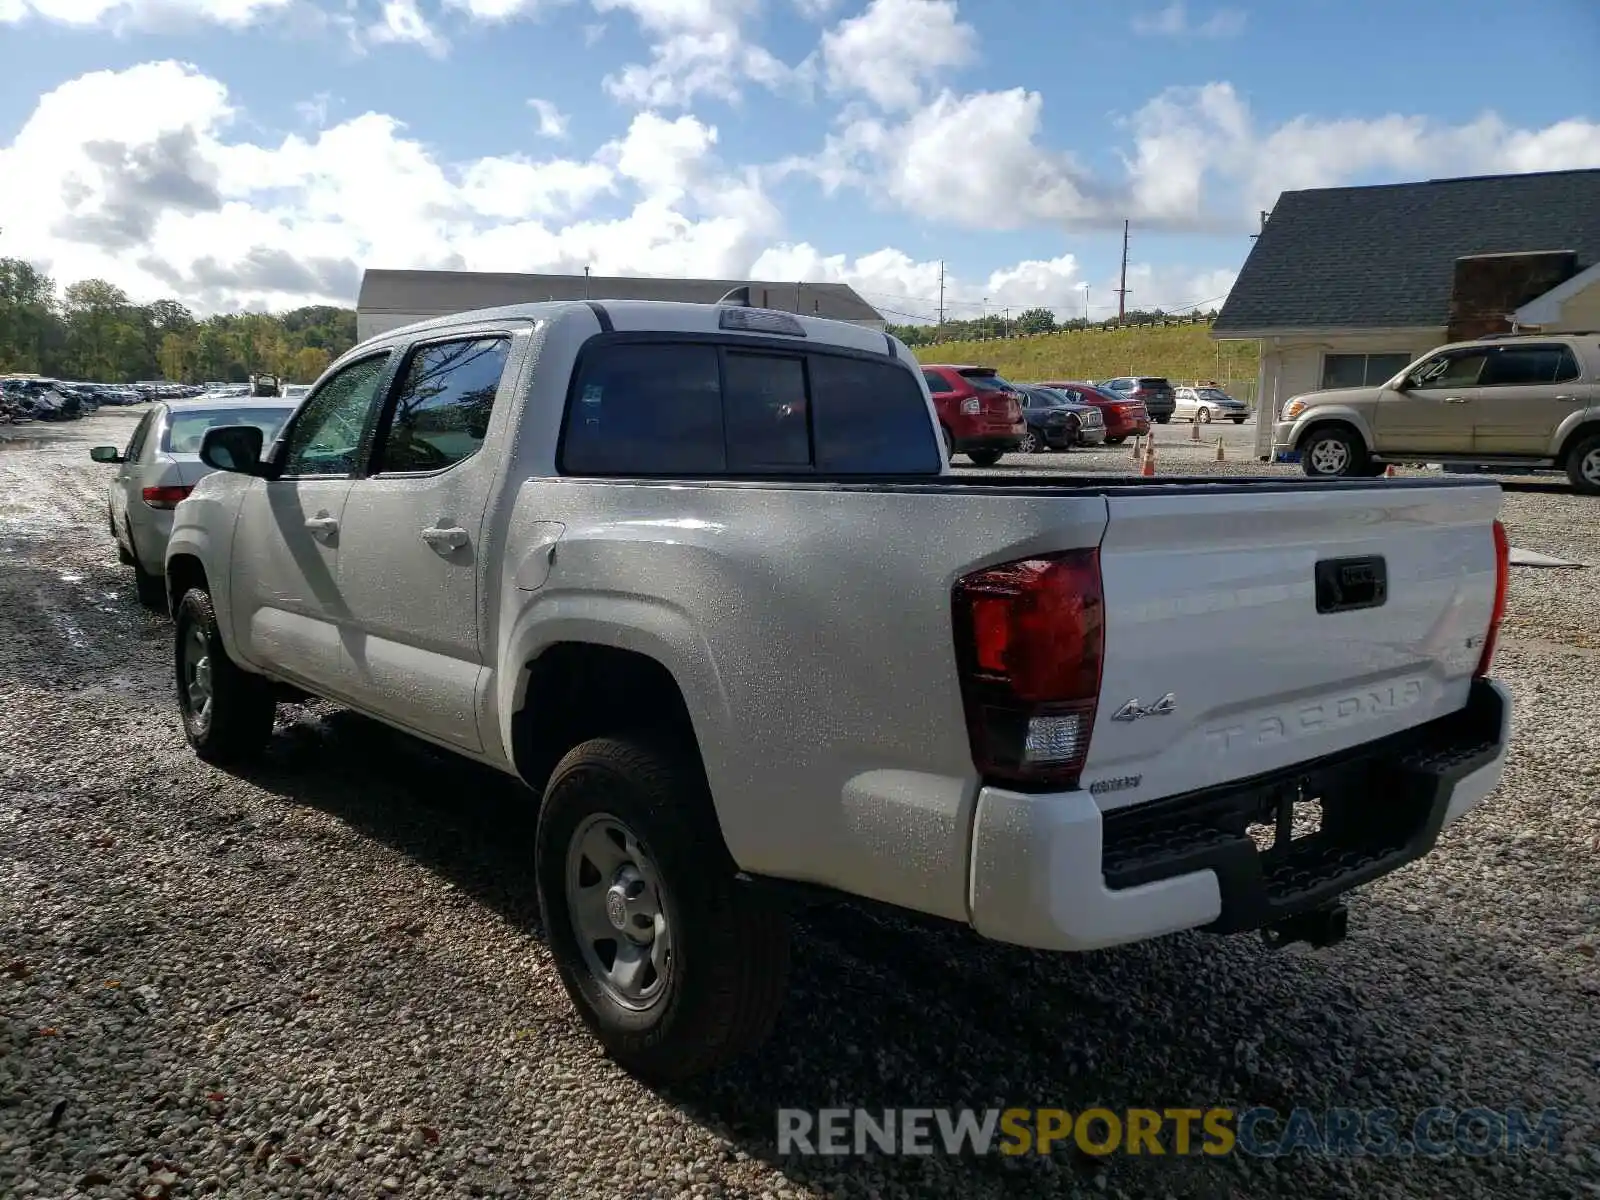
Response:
[200,424,267,476]
[89,446,123,464]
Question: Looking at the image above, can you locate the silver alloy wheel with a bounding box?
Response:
[1197,406,1211,424]
[1308,436,1350,475]
[566,813,674,1011]
[182,624,213,735]
[1582,448,1600,488]
[1019,430,1039,453]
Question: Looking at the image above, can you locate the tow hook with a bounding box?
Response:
[1262,902,1349,950]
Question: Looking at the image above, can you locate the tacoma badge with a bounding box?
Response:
[1111,693,1177,722]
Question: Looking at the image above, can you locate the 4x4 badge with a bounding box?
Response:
[1111,693,1177,722]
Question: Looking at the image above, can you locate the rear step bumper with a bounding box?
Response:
[967,678,1510,952]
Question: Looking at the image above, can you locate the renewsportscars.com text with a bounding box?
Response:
[776,1106,1563,1159]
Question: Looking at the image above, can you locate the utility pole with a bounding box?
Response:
[937,261,945,340]
[583,266,591,299]
[1115,219,1130,324]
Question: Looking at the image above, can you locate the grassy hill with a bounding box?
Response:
[912,321,1260,397]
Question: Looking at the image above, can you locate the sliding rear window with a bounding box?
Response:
[560,339,941,476]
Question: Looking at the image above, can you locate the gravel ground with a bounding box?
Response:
[2,410,1597,1200]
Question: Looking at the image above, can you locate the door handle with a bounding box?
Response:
[304,515,339,539]
[421,526,469,551]
[1441,396,1470,404]
[1554,395,1580,402]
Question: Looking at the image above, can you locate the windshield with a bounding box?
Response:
[1030,388,1072,406]
[963,373,1017,392]
[163,407,294,454]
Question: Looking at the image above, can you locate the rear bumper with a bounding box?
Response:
[967,678,1510,952]
[954,433,1025,452]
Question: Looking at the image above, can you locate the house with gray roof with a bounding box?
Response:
[355,269,885,342]
[1213,169,1600,457]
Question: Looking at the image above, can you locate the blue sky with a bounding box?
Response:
[1,0,1597,321]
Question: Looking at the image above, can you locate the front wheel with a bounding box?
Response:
[1017,430,1041,454]
[536,738,791,1082]
[1565,434,1600,495]
[1300,427,1367,478]
[1231,417,1247,424]
[1105,435,1125,446]
[966,448,1005,466]
[1197,407,1212,424]
[1154,416,1171,425]
[173,589,276,764]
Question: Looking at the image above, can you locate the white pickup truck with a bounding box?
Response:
[165,300,1512,1081]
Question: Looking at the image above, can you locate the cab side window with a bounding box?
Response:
[279,354,392,477]
[1412,350,1488,390]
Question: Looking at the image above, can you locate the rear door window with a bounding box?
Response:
[562,341,940,476]
[1481,345,1581,387]
[922,369,954,395]
[373,336,511,474]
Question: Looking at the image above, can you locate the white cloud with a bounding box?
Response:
[0,0,290,27]
[368,0,447,54]
[820,0,975,111]
[442,0,566,20]
[1132,1,1245,38]
[528,98,570,139]
[592,0,811,107]
[0,61,783,312]
[790,76,1600,234]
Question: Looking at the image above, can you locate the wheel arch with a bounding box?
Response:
[1554,421,1600,468]
[1295,413,1373,453]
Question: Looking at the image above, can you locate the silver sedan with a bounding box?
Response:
[1174,386,1250,424]
[90,398,297,609]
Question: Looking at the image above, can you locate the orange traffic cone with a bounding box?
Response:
[1141,437,1157,477]
[1214,436,1225,462]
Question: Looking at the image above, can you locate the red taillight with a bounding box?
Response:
[142,485,192,509]
[952,549,1105,789]
[1474,519,1509,678]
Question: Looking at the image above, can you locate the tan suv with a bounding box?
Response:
[1272,334,1600,491]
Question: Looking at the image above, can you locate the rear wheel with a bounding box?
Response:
[1565,434,1600,495]
[174,588,276,764]
[966,448,1004,467]
[939,425,954,463]
[1231,417,1246,424]
[1155,415,1171,425]
[1300,426,1367,479]
[536,737,791,1082]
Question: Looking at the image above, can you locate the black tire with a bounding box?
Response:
[173,588,276,765]
[1299,425,1367,479]
[1197,407,1212,424]
[112,509,134,566]
[1105,435,1125,446]
[966,448,1004,467]
[1231,417,1247,425]
[1155,415,1171,425]
[125,522,167,611]
[1018,430,1042,454]
[536,737,791,1082]
[1565,434,1600,495]
[939,426,954,463]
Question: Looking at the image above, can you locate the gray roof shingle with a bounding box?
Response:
[1213,169,1600,334]
[357,269,884,323]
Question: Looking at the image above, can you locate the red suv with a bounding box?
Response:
[1037,381,1150,444]
[920,365,1026,465]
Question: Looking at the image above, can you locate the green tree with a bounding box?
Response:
[0,258,59,373]
[1016,307,1056,335]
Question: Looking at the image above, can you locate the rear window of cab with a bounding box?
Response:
[560,339,942,477]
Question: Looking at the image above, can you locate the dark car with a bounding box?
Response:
[920,364,1027,466]
[1099,376,1176,423]
[1015,385,1106,451]
[1036,381,1150,444]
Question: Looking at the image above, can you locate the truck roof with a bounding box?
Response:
[351,298,900,361]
